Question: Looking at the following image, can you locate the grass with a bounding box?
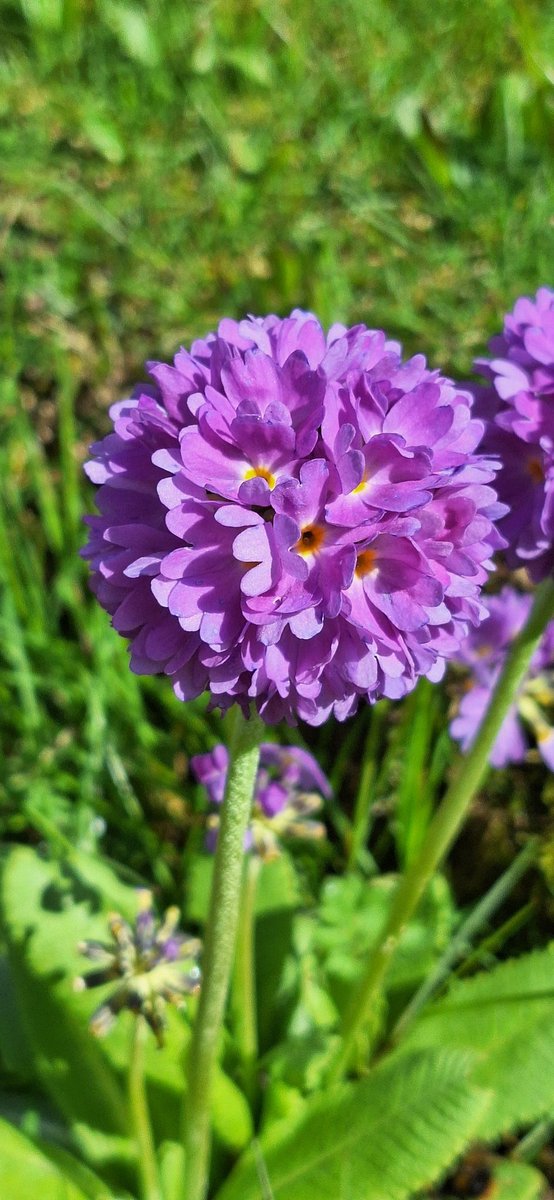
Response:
[1,0,554,893]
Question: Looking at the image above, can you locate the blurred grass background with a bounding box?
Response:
[1,0,554,896]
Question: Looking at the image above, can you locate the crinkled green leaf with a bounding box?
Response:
[313,873,453,1014]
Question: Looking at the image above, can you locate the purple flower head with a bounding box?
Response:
[75,890,201,1045]
[83,310,505,725]
[191,742,330,858]
[450,586,554,769]
[474,287,554,580]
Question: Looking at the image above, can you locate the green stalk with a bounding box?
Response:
[347,702,389,871]
[325,576,554,1085]
[184,706,263,1200]
[231,854,261,1104]
[390,838,538,1043]
[129,1016,163,1200]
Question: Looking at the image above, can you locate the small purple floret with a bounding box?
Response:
[83,310,505,724]
[474,287,554,580]
[450,586,554,768]
[191,742,330,855]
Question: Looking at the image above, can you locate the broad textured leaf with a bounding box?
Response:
[1,846,249,1153]
[35,1138,130,1199]
[0,1119,93,1199]
[215,1050,489,1200]
[1,847,129,1135]
[395,945,554,1139]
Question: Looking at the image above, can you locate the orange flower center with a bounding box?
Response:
[355,548,378,578]
[527,457,545,485]
[295,524,325,555]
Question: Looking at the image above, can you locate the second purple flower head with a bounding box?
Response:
[474,287,554,581]
[191,743,331,858]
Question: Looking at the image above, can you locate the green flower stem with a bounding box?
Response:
[184,706,263,1200]
[390,837,538,1044]
[347,702,389,871]
[129,1016,163,1200]
[326,576,554,1086]
[231,854,261,1104]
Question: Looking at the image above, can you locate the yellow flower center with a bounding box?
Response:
[244,465,276,488]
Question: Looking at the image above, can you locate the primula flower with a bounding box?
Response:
[450,586,554,768]
[75,891,201,1045]
[83,311,505,725]
[474,287,554,580]
[191,743,330,858]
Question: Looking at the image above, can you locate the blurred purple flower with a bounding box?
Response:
[83,310,505,725]
[450,586,554,768]
[192,742,331,857]
[474,287,554,580]
[75,890,201,1045]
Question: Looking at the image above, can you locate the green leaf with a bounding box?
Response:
[81,112,125,165]
[34,1138,129,1199]
[0,954,35,1080]
[99,1,160,66]
[158,1140,185,1200]
[226,131,268,175]
[211,1071,253,1154]
[493,1160,546,1200]
[255,856,299,1049]
[1,847,129,1136]
[222,48,274,87]
[314,873,453,1012]
[19,0,63,31]
[395,945,554,1140]
[215,1050,489,1200]
[0,1119,94,1199]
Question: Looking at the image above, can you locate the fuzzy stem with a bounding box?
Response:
[129,1016,163,1200]
[231,854,260,1104]
[184,706,263,1200]
[326,576,554,1086]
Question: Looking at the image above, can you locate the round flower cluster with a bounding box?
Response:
[83,311,505,725]
[191,743,330,857]
[474,287,554,581]
[450,586,554,768]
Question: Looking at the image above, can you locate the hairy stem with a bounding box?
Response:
[184,706,263,1200]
